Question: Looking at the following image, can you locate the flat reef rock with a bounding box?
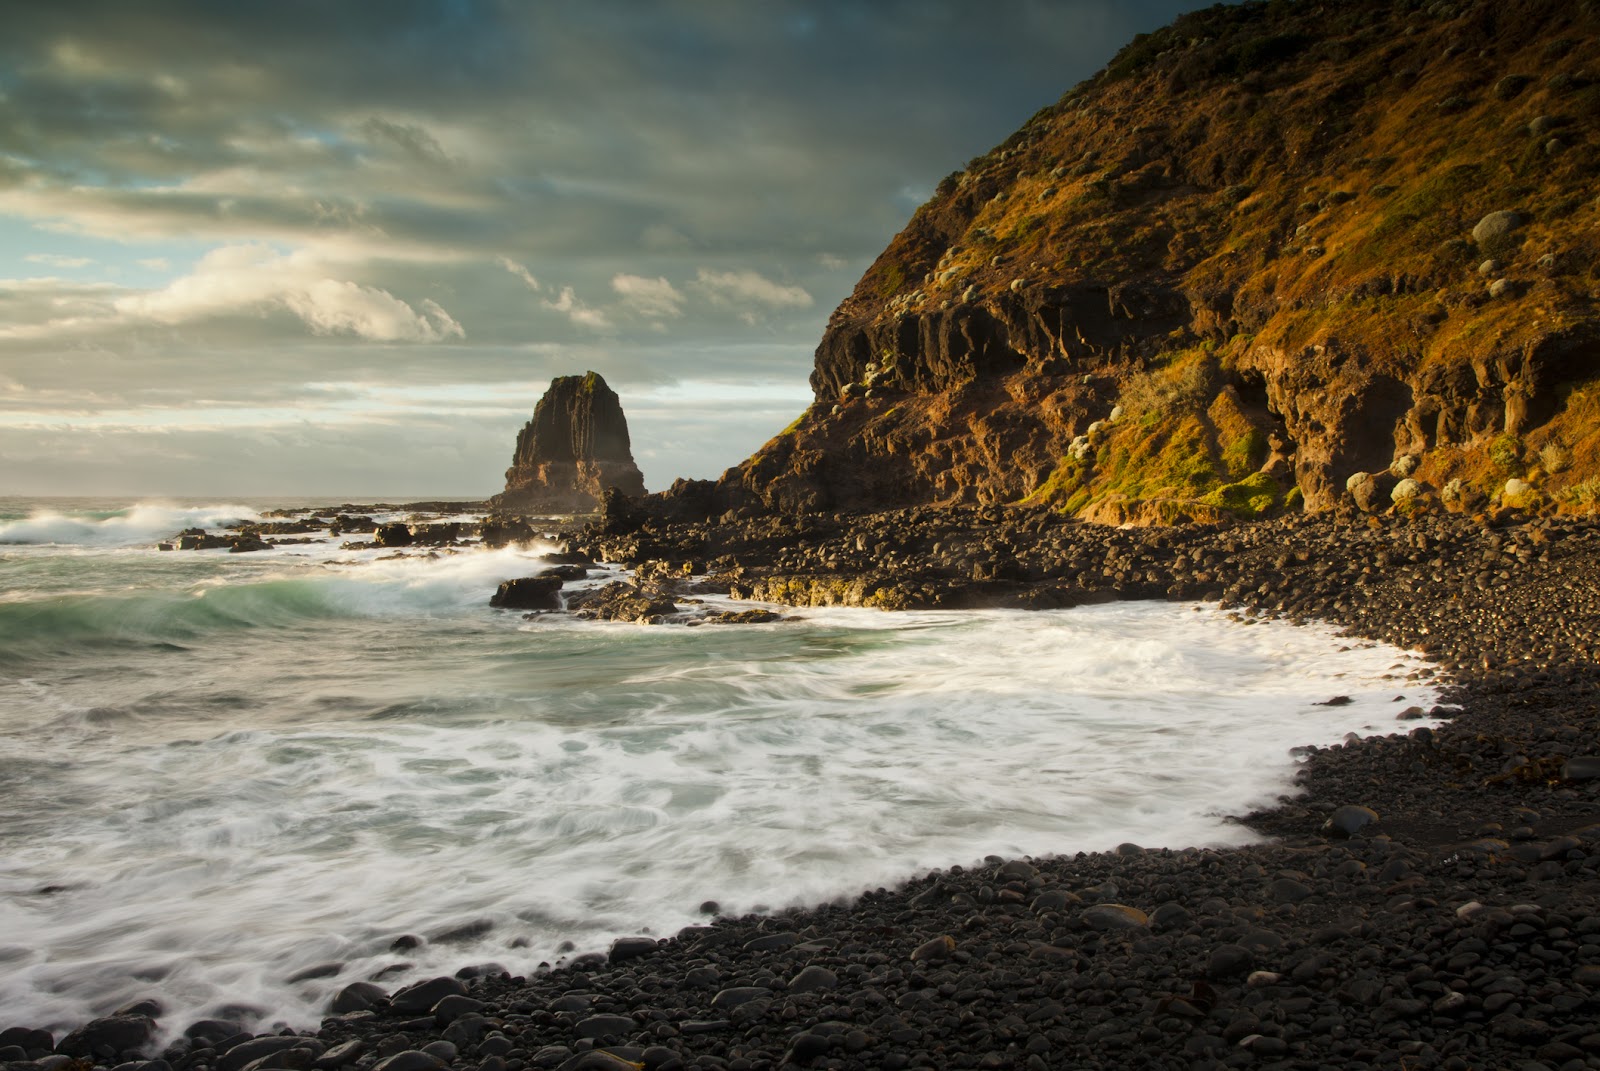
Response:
[491,371,646,513]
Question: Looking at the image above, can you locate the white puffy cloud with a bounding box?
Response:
[544,285,609,330]
[611,273,684,319]
[112,244,465,341]
[497,256,541,291]
[25,253,94,268]
[693,268,812,323]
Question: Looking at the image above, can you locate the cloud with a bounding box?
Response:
[0,0,1207,493]
[544,285,609,330]
[693,268,813,323]
[611,273,684,319]
[497,256,541,291]
[25,253,94,268]
[359,116,452,166]
[111,245,465,341]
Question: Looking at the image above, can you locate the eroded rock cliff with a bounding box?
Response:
[721,0,1600,521]
[492,372,646,513]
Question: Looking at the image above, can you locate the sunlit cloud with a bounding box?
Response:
[693,267,812,323]
[496,256,541,291]
[544,285,609,330]
[611,273,684,319]
[0,0,1200,494]
[25,253,94,268]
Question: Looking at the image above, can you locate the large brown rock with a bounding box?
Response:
[491,372,646,513]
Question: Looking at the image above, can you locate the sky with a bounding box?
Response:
[0,0,1202,499]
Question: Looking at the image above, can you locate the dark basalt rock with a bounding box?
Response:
[564,581,677,624]
[54,1015,154,1059]
[489,576,564,610]
[491,372,646,514]
[374,523,413,548]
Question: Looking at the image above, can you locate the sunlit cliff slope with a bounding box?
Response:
[719,0,1600,522]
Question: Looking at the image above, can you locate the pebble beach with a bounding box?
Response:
[8,506,1600,1071]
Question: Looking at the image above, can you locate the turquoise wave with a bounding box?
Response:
[0,579,360,659]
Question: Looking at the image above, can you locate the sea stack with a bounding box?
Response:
[492,371,646,512]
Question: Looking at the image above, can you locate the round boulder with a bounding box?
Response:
[1472,210,1527,245]
[1502,478,1540,509]
[1323,805,1380,838]
[1390,478,1423,507]
[1207,944,1255,979]
[56,1016,155,1060]
[389,975,468,1015]
[1082,904,1150,931]
[1562,756,1600,781]
[489,576,564,610]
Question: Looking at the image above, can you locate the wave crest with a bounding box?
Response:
[0,505,262,547]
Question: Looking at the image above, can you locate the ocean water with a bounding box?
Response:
[0,498,1440,1036]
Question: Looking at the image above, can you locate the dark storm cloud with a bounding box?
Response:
[0,0,1208,494]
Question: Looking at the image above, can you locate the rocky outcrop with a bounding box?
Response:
[716,0,1600,521]
[492,372,646,513]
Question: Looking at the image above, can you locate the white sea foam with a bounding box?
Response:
[0,504,263,547]
[0,580,1441,1038]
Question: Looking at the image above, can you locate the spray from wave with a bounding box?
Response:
[0,505,262,547]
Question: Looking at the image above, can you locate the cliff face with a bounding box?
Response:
[493,372,646,513]
[725,0,1600,521]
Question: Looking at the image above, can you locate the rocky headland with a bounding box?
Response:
[659,0,1600,526]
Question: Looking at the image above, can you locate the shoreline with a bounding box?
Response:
[10,507,1600,1070]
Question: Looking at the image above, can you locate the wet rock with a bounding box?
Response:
[0,1028,53,1057]
[1208,945,1256,979]
[1562,756,1600,781]
[573,1015,635,1040]
[788,965,839,993]
[390,976,469,1015]
[784,1031,832,1064]
[314,1041,366,1069]
[217,1037,309,1071]
[608,937,659,964]
[490,576,564,610]
[329,982,388,1013]
[709,987,772,1011]
[374,523,414,548]
[1323,805,1380,837]
[1270,877,1313,902]
[1082,904,1150,931]
[370,1052,445,1071]
[565,582,677,624]
[431,995,483,1025]
[57,1016,156,1060]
